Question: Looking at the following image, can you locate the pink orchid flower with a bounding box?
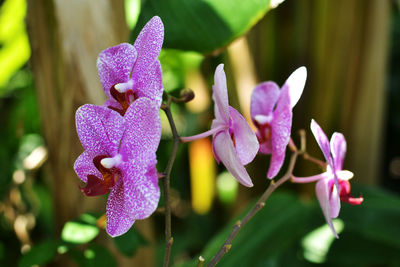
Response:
[181,64,259,187]
[292,119,363,238]
[97,16,164,115]
[250,67,307,179]
[74,98,161,237]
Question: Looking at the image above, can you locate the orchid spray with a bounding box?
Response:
[73,16,364,267]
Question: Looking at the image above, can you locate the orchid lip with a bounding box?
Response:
[101,154,123,168]
[254,114,273,125]
[115,80,134,93]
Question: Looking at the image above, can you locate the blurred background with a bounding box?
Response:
[1,0,400,266]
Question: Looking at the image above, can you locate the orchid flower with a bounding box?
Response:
[97,16,164,115]
[74,98,161,237]
[181,64,259,187]
[292,119,363,237]
[250,67,307,179]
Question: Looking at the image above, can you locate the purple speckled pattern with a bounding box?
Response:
[75,104,125,155]
[74,151,102,183]
[135,59,163,106]
[119,97,161,162]
[106,178,136,237]
[250,67,307,179]
[210,64,259,187]
[97,43,137,98]
[132,16,164,83]
[74,100,161,237]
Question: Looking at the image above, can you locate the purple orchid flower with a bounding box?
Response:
[74,97,161,237]
[292,119,363,238]
[97,16,164,115]
[181,64,259,187]
[250,67,307,179]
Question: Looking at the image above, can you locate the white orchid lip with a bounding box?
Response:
[254,114,273,125]
[337,170,354,180]
[114,80,134,93]
[101,154,122,168]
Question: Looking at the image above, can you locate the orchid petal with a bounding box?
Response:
[120,98,161,161]
[74,151,101,183]
[229,107,259,165]
[106,179,136,237]
[330,132,346,171]
[212,64,230,123]
[259,139,272,154]
[282,66,307,108]
[121,156,160,220]
[132,16,164,82]
[250,82,280,120]
[310,119,333,167]
[134,60,163,106]
[267,106,292,178]
[97,43,137,98]
[75,104,124,155]
[315,179,339,238]
[213,131,253,187]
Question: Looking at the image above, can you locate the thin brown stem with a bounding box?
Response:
[161,96,181,267]
[207,150,300,267]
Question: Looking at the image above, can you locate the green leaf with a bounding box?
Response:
[18,240,59,267]
[176,192,313,267]
[113,227,148,257]
[338,184,400,249]
[132,0,271,53]
[61,221,99,244]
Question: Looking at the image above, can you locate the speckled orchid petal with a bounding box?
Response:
[132,16,164,82]
[267,106,292,178]
[330,133,346,171]
[213,131,253,187]
[106,179,136,237]
[212,64,230,123]
[250,81,280,120]
[120,98,161,161]
[75,104,125,155]
[315,178,339,238]
[282,66,307,109]
[121,156,160,220]
[310,119,333,167]
[134,60,163,105]
[74,151,101,183]
[97,43,137,98]
[228,107,259,165]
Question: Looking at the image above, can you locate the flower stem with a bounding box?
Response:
[207,131,306,267]
[161,96,181,267]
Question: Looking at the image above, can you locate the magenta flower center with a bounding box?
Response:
[328,178,364,205]
[80,155,121,196]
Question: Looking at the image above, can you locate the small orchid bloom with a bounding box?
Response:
[97,16,164,115]
[292,120,363,238]
[250,67,307,179]
[74,98,161,237]
[181,64,259,187]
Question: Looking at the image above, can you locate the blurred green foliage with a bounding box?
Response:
[0,0,30,92]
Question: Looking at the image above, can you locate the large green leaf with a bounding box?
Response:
[132,0,271,53]
[176,192,313,267]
